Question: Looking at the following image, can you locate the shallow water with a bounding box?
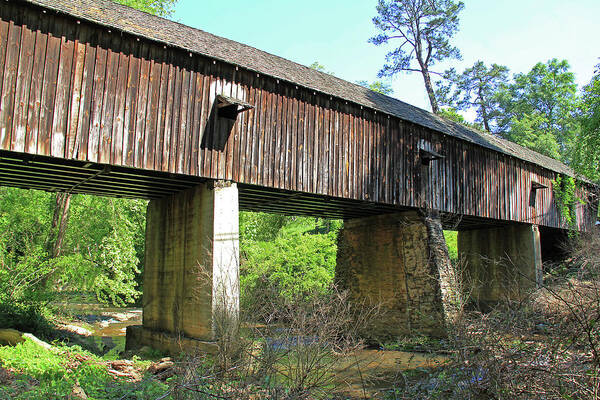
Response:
[335,349,450,397]
[55,301,142,337]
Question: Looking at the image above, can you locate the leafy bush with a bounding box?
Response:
[240,217,340,310]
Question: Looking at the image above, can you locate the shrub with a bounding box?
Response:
[241,231,338,310]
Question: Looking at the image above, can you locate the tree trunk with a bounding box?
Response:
[421,69,439,114]
[478,86,491,132]
[481,109,490,132]
[48,192,72,258]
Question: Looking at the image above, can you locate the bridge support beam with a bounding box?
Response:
[335,211,454,340]
[457,224,542,308]
[126,181,239,354]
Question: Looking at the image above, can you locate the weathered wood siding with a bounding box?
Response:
[0,4,596,230]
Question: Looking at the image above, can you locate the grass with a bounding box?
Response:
[0,338,168,399]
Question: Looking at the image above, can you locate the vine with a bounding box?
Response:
[553,175,578,233]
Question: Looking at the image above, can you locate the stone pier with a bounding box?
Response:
[335,211,453,340]
[126,181,239,354]
[457,224,542,308]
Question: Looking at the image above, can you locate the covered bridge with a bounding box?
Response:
[1,0,597,350]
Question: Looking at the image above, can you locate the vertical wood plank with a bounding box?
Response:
[123,41,140,166]
[189,60,204,176]
[37,30,61,156]
[98,47,119,163]
[11,23,35,152]
[110,40,131,165]
[65,38,86,159]
[160,58,175,172]
[0,21,21,150]
[176,64,190,174]
[50,33,75,158]
[86,42,107,162]
[144,46,162,170]
[134,44,150,168]
[0,19,9,100]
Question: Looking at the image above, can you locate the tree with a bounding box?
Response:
[370,0,464,113]
[356,80,394,95]
[47,193,71,258]
[436,61,509,132]
[112,0,178,17]
[572,63,600,182]
[495,59,578,160]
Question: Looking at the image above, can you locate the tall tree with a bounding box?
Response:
[436,61,509,132]
[495,59,578,160]
[572,64,600,182]
[370,0,464,113]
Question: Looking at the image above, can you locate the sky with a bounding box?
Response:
[172,0,600,116]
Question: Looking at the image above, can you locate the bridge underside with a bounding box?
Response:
[0,149,558,352]
[0,150,508,230]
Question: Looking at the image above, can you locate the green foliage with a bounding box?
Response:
[240,212,291,242]
[0,339,168,399]
[572,64,600,182]
[505,113,562,159]
[92,204,142,306]
[438,107,483,130]
[240,216,341,309]
[443,230,458,262]
[0,187,146,307]
[111,0,178,17]
[63,196,145,305]
[0,188,56,304]
[436,61,509,132]
[357,80,394,95]
[495,59,579,161]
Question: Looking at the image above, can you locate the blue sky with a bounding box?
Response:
[173,0,600,115]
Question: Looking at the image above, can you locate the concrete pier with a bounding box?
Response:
[335,211,453,339]
[458,224,542,307]
[126,181,239,353]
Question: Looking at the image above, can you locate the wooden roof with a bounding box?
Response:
[21,0,577,178]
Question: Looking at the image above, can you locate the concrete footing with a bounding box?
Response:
[335,211,453,339]
[458,224,542,307]
[126,181,239,354]
[125,325,218,354]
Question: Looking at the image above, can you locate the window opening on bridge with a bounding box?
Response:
[529,181,548,207]
[217,94,254,120]
[419,148,445,166]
